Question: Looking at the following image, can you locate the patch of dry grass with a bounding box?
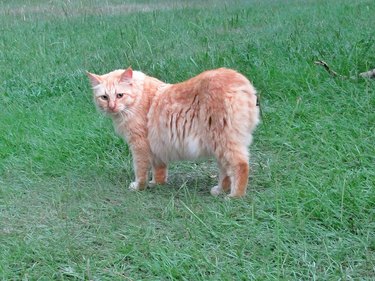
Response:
[1,0,209,19]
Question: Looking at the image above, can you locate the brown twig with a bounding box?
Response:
[314,60,347,79]
[314,60,375,79]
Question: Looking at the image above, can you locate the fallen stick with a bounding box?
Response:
[314,60,375,79]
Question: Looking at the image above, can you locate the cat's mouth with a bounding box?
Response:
[109,108,119,114]
[106,104,122,114]
[108,103,127,114]
[100,107,120,115]
[107,107,127,115]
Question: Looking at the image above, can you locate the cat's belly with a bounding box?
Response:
[150,135,211,162]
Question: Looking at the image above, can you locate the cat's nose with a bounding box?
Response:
[109,107,117,112]
[108,102,116,111]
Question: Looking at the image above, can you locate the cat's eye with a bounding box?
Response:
[101,95,108,100]
[117,93,124,98]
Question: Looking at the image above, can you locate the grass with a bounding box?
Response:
[1,0,374,279]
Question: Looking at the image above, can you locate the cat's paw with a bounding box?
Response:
[210,185,223,196]
[129,182,141,191]
[148,180,166,188]
[148,181,156,188]
[226,192,246,199]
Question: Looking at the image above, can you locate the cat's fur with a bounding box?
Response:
[87,67,259,197]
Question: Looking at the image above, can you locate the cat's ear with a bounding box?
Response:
[86,71,102,87]
[120,67,133,83]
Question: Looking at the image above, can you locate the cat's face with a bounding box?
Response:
[87,68,135,115]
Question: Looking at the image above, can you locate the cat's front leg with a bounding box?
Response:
[128,143,151,191]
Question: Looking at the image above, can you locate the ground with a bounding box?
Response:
[0,0,374,280]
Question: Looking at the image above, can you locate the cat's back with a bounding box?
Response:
[181,67,253,92]
[162,67,256,104]
[196,67,249,83]
[151,67,258,120]
[188,67,257,109]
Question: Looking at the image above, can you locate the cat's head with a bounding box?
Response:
[86,68,136,115]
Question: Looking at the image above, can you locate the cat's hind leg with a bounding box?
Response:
[215,146,249,198]
[149,159,168,187]
[210,165,231,196]
[227,160,249,198]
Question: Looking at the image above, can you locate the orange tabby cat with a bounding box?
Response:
[87,67,259,197]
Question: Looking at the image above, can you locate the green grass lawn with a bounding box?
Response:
[1,0,374,279]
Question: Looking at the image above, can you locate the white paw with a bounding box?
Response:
[129,182,140,191]
[210,185,223,196]
[148,181,156,188]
